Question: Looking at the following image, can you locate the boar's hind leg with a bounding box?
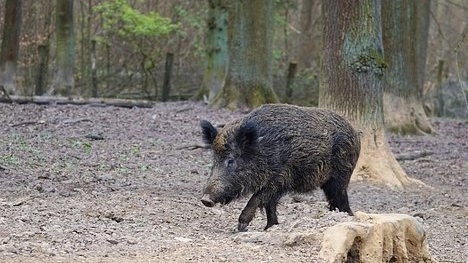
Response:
[320,176,353,216]
[264,193,282,230]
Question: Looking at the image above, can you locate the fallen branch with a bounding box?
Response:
[11,120,46,127]
[175,107,193,113]
[395,150,433,161]
[0,164,8,170]
[85,134,105,140]
[62,118,93,125]
[176,144,210,150]
[11,195,38,206]
[12,118,91,127]
[0,95,155,109]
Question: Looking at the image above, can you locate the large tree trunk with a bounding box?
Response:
[49,0,75,96]
[320,0,423,188]
[382,0,435,135]
[209,0,279,110]
[0,0,23,95]
[199,0,229,102]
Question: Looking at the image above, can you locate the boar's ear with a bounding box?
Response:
[236,120,258,153]
[200,120,218,145]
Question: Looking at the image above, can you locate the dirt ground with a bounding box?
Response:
[0,101,466,263]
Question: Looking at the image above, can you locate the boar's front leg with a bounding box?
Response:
[238,192,263,232]
[238,189,280,232]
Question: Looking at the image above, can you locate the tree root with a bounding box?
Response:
[352,127,427,189]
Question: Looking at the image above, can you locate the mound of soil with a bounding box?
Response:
[0,102,466,262]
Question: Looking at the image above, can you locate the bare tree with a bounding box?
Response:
[0,0,23,95]
[320,0,423,188]
[48,0,75,96]
[382,0,435,135]
[207,0,278,110]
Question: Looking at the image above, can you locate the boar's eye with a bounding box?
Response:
[225,158,235,168]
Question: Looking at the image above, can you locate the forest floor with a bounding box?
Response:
[0,101,466,263]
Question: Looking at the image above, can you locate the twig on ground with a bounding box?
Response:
[395,151,433,161]
[0,164,8,170]
[175,107,193,113]
[176,144,210,150]
[11,120,46,127]
[11,195,38,206]
[85,134,105,140]
[62,118,93,125]
[55,118,93,129]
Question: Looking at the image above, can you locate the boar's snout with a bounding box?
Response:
[201,194,215,207]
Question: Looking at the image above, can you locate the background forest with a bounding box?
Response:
[0,0,467,118]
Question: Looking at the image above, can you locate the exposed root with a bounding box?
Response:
[351,127,427,189]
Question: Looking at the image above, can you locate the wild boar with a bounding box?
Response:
[200,104,360,231]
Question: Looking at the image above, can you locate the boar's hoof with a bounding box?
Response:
[238,223,249,232]
[201,195,215,207]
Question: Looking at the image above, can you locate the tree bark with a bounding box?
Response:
[320,0,423,188]
[382,0,435,135]
[49,0,75,96]
[0,0,23,95]
[209,0,279,110]
[35,44,49,95]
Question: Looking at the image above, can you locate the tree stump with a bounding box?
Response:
[320,212,437,263]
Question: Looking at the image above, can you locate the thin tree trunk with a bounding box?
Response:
[436,60,445,116]
[162,52,174,102]
[199,0,229,102]
[91,40,98,97]
[79,0,86,96]
[320,0,423,188]
[284,62,297,102]
[49,0,75,96]
[87,0,93,97]
[291,0,321,70]
[106,43,110,92]
[0,0,23,95]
